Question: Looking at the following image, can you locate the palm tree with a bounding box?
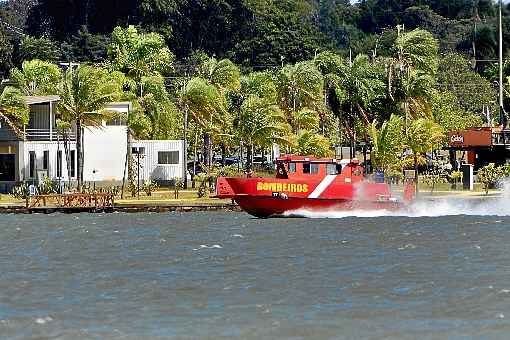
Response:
[386,28,439,129]
[369,115,404,173]
[182,57,240,168]
[332,55,386,147]
[405,118,444,192]
[107,25,176,190]
[0,87,30,137]
[58,65,123,190]
[10,59,61,96]
[138,75,180,139]
[199,57,241,91]
[107,26,174,85]
[276,61,324,133]
[236,95,290,170]
[182,76,229,167]
[294,130,332,158]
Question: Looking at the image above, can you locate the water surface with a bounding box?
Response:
[1,210,510,339]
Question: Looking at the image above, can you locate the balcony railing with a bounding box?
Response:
[25,129,76,141]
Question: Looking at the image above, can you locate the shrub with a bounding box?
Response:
[478,163,502,195]
[38,177,57,195]
[448,170,463,189]
[423,170,447,193]
[11,183,30,200]
[195,173,209,198]
[499,164,510,177]
[173,177,184,198]
[142,180,158,196]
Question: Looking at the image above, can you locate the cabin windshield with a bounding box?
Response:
[288,162,296,173]
[326,163,340,175]
[278,160,343,177]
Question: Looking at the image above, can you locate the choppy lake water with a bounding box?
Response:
[2,205,510,339]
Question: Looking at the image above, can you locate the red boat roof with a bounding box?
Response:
[276,155,360,164]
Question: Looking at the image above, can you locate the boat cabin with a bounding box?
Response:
[274,155,364,181]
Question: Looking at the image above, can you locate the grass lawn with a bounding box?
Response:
[0,195,25,205]
[108,188,233,206]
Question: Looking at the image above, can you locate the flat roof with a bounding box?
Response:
[24,95,60,105]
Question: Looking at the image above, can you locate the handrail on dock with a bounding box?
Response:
[26,193,115,210]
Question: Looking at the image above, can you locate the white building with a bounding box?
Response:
[0,96,185,192]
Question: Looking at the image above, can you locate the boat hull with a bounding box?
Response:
[234,195,403,218]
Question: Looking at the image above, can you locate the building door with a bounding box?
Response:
[0,154,15,181]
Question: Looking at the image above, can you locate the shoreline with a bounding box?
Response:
[0,191,504,214]
[0,200,241,214]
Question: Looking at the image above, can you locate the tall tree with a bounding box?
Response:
[0,27,13,76]
[26,0,138,38]
[10,59,61,95]
[294,129,332,158]
[16,36,60,63]
[369,114,404,173]
[0,86,29,136]
[60,27,110,63]
[57,65,123,189]
[0,0,37,28]
[236,95,289,170]
[182,57,240,168]
[386,28,439,129]
[107,26,174,84]
[275,61,324,133]
[438,53,497,117]
[107,25,177,188]
[431,89,483,141]
[405,118,444,191]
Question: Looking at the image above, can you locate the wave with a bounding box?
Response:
[284,181,510,219]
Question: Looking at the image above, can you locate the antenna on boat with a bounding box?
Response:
[499,0,508,128]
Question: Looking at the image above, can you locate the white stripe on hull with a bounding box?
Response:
[307,175,337,199]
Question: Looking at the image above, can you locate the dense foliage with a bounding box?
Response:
[0,0,509,71]
[0,0,509,181]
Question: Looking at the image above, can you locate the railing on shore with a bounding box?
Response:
[25,129,76,141]
[491,130,510,146]
[26,193,114,210]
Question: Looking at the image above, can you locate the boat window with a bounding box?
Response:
[326,164,338,175]
[303,162,311,174]
[288,162,296,173]
[276,164,288,179]
[311,163,320,174]
[337,163,343,174]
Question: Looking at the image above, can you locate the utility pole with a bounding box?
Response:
[499,0,507,127]
[182,71,189,189]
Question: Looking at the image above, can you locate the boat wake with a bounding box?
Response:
[285,182,510,219]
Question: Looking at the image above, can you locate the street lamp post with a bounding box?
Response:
[137,151,140,199]
[92,169,98,191]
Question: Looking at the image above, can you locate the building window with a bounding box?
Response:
[132,147,145,155]
[57,151,62,178]
[106,118,127,126]
[29,151,36,178]
[42,150,49,170]
[158,151,179,164]
[70,150,76,178]
[311,163,320,174]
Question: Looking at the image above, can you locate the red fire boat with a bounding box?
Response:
[215,155,415,218]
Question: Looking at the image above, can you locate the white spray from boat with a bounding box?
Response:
[285,180,510,219]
